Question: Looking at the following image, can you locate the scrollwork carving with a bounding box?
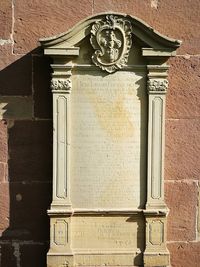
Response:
[148,79,168,92]
[51,79,72,91]
[90,15,132,73]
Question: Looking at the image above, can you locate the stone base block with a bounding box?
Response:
[47,254,74,267]
[143,252,170,267]
[47,252,143,266]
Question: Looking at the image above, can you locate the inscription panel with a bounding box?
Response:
[72,215,144,251]
[71,71,147,209]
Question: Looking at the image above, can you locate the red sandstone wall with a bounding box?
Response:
[0,1,200,266]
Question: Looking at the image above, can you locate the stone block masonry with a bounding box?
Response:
[0,1,200,266]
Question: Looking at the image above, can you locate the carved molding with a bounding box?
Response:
[51,79,72,91]
[149,220,164,245]
[55,96,67,199]
[148,79,168,93]
[54,219,68,246]
[40,13,181,49]
[90,15,132,73]
[151,97,163,200]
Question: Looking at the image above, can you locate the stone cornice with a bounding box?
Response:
[40,12,181,52]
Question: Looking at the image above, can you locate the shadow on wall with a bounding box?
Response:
[0,47,53,267]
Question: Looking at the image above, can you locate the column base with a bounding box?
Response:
[143,252,170,267]
[47,253,74,267]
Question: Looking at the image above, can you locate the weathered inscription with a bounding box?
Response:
[71,71,147,208]
[72,216,144,250]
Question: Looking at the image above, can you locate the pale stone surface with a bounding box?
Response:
[71,70,147,209]
[71,215,144,251]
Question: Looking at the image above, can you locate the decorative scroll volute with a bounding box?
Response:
[90,15,133,73]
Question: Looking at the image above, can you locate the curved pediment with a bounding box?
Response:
[40,12,181,50]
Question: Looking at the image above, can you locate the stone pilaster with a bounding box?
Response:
[44,48,79,267]
[50,66,72,210]
[47,66,74,266]
[146,66,168,210]
[144,65,169,266]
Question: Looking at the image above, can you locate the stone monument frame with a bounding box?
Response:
[40,12,181,267]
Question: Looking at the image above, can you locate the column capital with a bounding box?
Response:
[147,79,168,94]
[51,78,72,93]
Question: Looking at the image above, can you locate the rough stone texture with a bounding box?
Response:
[0,44,12,68]
[0,162,7,182]
[5,182,51,241]
[167,57,200,119]
[0,0,12,39]
[20,243,48,267]
[168,242,200,267]
[33,56,52,119]
[94,0,200,55]
[0,182,9,231]
[0,96,32,119]
[198,184,200,239]
[15,0,200,54]
[8,120,52,182]
[165,181,198,241]
[0,120,8,163]
[0,45,32,96]
[165,119,200,180]
[0,243,16,267]
[14,0,93,53]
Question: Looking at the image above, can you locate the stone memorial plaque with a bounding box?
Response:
[71,70,147,209]
[72,216,144,250]
[40,12,181,267]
